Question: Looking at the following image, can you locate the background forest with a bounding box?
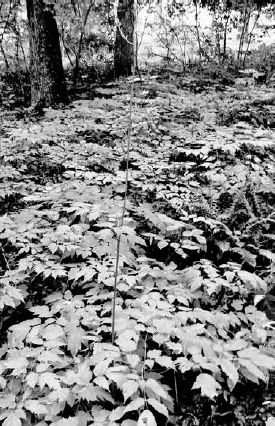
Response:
[0,0,275,104]
[0,1,275,426]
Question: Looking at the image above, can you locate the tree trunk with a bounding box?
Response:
[194,0,202,68]
[237,0,251,69]
[0,43,9,70]
[72,2,93,92]
[242,10,260,68]
[222,12,230,63]
[114,0,134,78]
[26,0,68,107]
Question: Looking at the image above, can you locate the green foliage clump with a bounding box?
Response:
[0,79,274,425]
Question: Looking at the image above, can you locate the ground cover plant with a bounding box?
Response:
[0,75,275,426]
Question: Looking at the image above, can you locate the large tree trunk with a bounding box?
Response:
[26,0,68,107]
[114,0,134,77]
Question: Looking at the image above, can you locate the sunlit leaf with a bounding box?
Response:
[3,415,21,426]
[24,399,48,415]
[122,380,139,402]
[146,378,169,400]
[192,373,221,399]
[148,398,169,417]
[137,410,157,426]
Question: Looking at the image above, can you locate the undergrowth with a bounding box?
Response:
[0,78,274,426]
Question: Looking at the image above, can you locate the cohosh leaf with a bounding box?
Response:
[123,397,145,414]
[3,415,21,426]
[146,378,169,400]
[238,359,266,382]
[147,398,169,417]
[122,380,139,402]
[219,359,239,390]
[138,410,157,426]
[24,399,48,415]
[192,373,221,399]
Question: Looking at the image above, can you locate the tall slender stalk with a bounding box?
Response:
[111,0,136,346]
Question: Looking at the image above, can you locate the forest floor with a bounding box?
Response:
[0,75,275,425]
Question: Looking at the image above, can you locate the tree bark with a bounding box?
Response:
[242,10,260,68]
[0,42,9,70]
[26,0,68,107]
[222,12,230,63]
[114,0,134,77]
[194,0,202,68]
[72,1,93,91]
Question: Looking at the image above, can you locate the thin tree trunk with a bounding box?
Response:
[114,0,135,77]
[237,1,251,68]
[0,42,9,70]
[73,1,93,90]
[242,10,260,68]
[213,8,221,64]
[222,12,230,63]
[26,0,68,107]
[15,30,20,70]
[60,24,74,68]
[16,27,29,72]
[194,0,202,67]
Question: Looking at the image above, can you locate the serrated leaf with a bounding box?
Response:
[76,362,93,385]
[6,286,24,302]
[94,359,112,377]
[238,359,266,382]
[39,372,60,390]
[155,355,174,369]
[224,339,248,351]
[219,359,239,391]
[117,329,139,352]
[78,383,98,402]
[3,415,21,426]
[0,377,6,388]
[4,356,28,374]
[51,418,79,426]
[260,250,275,262]
[126,354,140,368]
[94,376,109,390]
[121,421,137,426]
[253,354,275,369]
[138,410,157,426]
[43,324,64,340]
[92,407,111,422]
[30,306,52,318]
[148,398,169,417]
[123,397,145,414]
[36,363,49,373]
[76,411,93,426]
[0,394,16,409]
[26,372,38,388]
[192,373,221,399]
[109,406,125,422]
[122,380,139,401]
[38,351,62,363]
[67,326,84,355]
[48,388,70,403]
[146,378,168,400]
[238,271,266,291]
[24,399,48,415]
[238,348,275,368]
[152,319,174,334]
[158,241,169,250]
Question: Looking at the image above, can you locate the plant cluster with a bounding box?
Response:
[0,78,274,425]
